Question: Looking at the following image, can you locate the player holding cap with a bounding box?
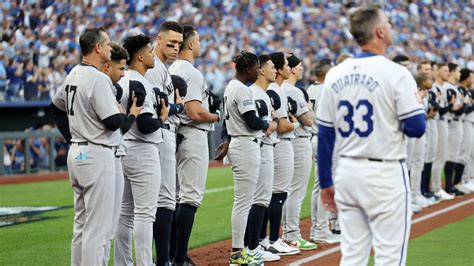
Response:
[168,25,220,265]
[224,51,277,265]
[50,27,125,265]
[281,53,317,250]
[145,21,185,266]
[114,34,170,266]
[317,5,425,265]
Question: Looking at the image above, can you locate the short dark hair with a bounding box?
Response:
[110,42,129,62]
[430,61,437,67]
[159,21,184,34]
[448,63,458,73]
[233,51,259,73]
[270,52,285,70]
[349,4,383,46]
[392,54,410,63]
[417,60,431,70]
[79,27,107,56]
[460,68,472,82]
[312,58,333,76]
[181,25,197,51]
[258,54,272,65]
[122,34,151,65]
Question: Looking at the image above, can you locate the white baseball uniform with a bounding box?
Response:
[317,54,424,265]
[432,82,449,193]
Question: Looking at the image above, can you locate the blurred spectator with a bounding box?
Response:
[3,142,12,175]
[6,58,23,101]
[22,60,39,100]
[0,48,6,101]
[10,139,33,173]
[37,68,50,100]
[54,136,69,167]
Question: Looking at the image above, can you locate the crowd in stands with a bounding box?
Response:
[0,1,472,102]
[3,125,69,175]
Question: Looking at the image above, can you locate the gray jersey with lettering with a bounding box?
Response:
[145,55,179,126]
[250,84,278,144]
[118,70,163,144]
[52,64,121,146]
[224,79,259,137]
[169,59,213,131]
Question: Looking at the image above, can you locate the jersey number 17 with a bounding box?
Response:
[65,85,77,116]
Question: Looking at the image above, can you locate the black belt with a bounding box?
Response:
[296,135,311,138]
[71,141,113,150]
[280,138,292,141]
[262,143,277,147]
[161,124,170,130]
[452,117,459,122]
[341,155,405,163]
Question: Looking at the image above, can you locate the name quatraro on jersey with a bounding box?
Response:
[331,73,380,93]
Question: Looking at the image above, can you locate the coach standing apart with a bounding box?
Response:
[50,28,124,266]
[145,21,184,266]
[168,25,220,265]
[317,5,425,265]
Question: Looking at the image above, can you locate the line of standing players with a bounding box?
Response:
[393,57,474,212]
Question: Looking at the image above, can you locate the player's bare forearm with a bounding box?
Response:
[276,117,294,133]
[185,101,219,123]
[298,111,314,127]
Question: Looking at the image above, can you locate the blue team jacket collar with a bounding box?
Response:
[355,51,379,58]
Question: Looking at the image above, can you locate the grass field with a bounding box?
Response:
[0,166,471,265]
[368,215,474,266]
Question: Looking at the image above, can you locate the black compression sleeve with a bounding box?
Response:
[102,113,125,131]
[120,115,136,134]
[50,103,71,142]
[136,113,163,134]
[242,110,269,130]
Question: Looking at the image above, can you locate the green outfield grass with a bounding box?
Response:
[369,215,474,266]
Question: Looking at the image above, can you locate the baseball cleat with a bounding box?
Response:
[247,246,280,262]
[435,189,455,201]
[258,237,270,250]
[454,184,471,194]
[229,249,263,266]
[311,233,341,244]
[287,238,318,251]
[267,238,300,256]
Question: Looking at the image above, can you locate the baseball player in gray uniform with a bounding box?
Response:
[432,63,455,200]
[458,69,474,191]
[281,54,317,250]
[419,61,438,198]
[225,51,277,265]
[444,63,465,196]
[408,73,434,210]
[259,52,300,256]
[114,34,170,266]
[243,54,281,262]
[168,25,220,265]
[307,59,341,244]
[50,28,124,266]
[317,5,426,264]
[144,21,184,266]
[99,42,144,265]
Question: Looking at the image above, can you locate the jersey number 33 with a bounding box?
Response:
[338,99,373,138]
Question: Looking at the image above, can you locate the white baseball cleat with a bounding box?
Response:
[267,238,300,256]
[247,246,280,262]
[455,184,472,194]
[259,237,270,250]
[311,233,341,244]
[411,203,422,213]
[435,189,455,201]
